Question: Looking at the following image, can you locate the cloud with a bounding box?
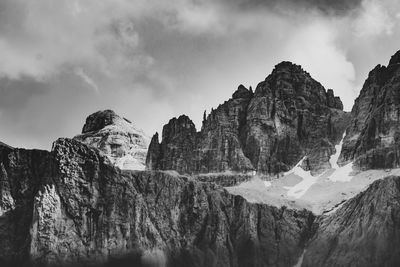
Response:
[0,0,154,80]
[74,67,99,93]
[0,0,368,81]
[282,22,357,111]
[217,0,363,16]
[0,75,49,111]
[353,0,394,37]
[0,0,400,150]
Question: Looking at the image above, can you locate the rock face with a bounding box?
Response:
[303,176,400,267]
[339,50,400,170]
[0,147,52,266]
[147,63,350,175]
[74,110,150,170]
[0,141,12,150]
[0,138,315,267]
[243,62,349,175]
[3,138,400,267]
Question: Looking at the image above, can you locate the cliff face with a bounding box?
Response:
[303,176,400,267]
[244,62,349,175]
[147,63,350,175]
[339,50,400,170]
[74,110,150,170]
[0,147,52,266]
[3,138,400,267]
[197,84,254,173]
[0,138,315,267]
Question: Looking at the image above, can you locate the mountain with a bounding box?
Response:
[74,110,150,170]
[303,176,400,267]
[0,137,314,267]
[339,51,400,170]
[1,137,399,267]
[4,51,400,266]
[147,62,350,176]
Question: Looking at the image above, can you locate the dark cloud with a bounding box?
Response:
[0,76,49,112]
[222,0,363,16]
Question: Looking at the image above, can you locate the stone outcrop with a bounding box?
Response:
[339,50,400,170]
[326,89,344,110]
[0,138,315,267]
[147,63,350,175]
[74,110,150,170]
[303,176,400,267]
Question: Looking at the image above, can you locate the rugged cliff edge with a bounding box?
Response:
[147,62,350,176]
[0,138,315,267]
[339,50,400,170]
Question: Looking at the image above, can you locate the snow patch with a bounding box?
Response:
[329,133,345,169]
[328,162,354,182]
[293,249,306,267]
[280,133,354,199]
[328,133,354,182]
[114,153,146,170]
[283,157,321,199]
[264,181,272,188]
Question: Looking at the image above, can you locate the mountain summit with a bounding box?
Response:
[74,110,150,170]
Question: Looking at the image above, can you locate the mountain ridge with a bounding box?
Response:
[147,61,349,176]
[3,51,400,266]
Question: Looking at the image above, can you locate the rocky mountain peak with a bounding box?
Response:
[81,109,120,133]
[339,49,400,169]
[272,61,302,72]
[326,89,344,110]
[232,84,253,99]
[388,49,400,66]
[162,115,197,141]
[254,61,344,110]
[74,110,150,170]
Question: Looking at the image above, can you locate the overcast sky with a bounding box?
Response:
[0,0,400,149]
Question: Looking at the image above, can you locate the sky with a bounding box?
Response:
[0,0,400,149]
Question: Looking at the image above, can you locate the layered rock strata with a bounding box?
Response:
[74,110,150,170]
